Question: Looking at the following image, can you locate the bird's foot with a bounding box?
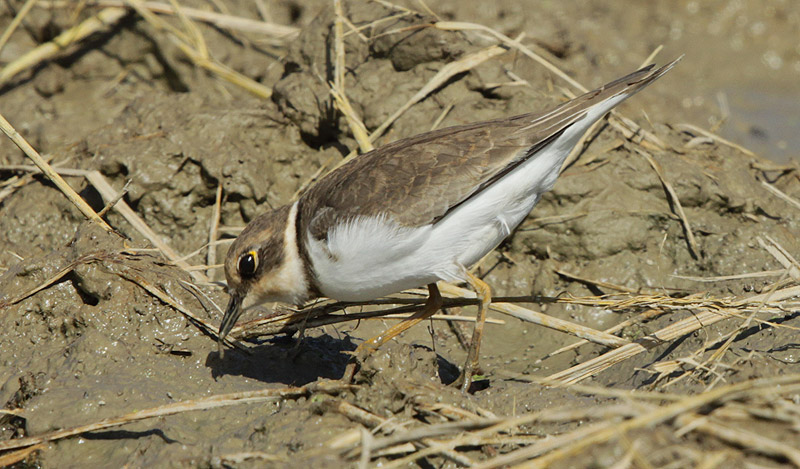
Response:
[452,362,490,393]
[341,343,378,384]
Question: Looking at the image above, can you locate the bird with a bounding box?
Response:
[218,58,680,391]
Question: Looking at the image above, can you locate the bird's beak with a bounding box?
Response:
[218,292,243,352]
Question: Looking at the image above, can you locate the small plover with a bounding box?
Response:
[219,58,680,390]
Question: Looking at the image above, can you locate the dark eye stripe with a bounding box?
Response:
[238,250,258,278]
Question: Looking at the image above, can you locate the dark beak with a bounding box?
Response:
[218,293,243,352]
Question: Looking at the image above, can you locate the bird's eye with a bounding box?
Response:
[238,251,258,278]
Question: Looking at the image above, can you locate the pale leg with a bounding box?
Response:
[344,283,443,381]
[459,270,491,392]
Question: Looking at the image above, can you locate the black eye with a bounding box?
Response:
[238,251,258,278]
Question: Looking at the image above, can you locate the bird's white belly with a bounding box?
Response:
[306,217,442,301]
[307,130,580,302]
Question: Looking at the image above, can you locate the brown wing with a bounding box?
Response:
[299,59,680,241]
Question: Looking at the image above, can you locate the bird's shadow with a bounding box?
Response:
[83,428,177,444]
[206,334,357,385]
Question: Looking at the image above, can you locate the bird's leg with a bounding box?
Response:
[458,270,492,392]
[362,283,443,350]
[343,283,442,382]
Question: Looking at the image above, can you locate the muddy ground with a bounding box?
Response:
[1,1,800,467]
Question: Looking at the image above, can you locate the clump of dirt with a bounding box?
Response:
[1,1,800,467]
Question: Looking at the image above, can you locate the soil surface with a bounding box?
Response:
[1,1,799,468]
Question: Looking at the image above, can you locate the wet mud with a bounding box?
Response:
[1,1,799,467]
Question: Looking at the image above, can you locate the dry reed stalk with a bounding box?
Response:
[384,400,702,468]
[521,376,686,402]
[333,0,345,91]
[381,313,504,324]
[185,263,223,271]
[0,381,353,452]
[114,266,244,349]
[370,44,506,140]
[751,160,797,173]
[414,402,495,421]
[352,419,504,461]
[0,253,104,308]
[433,21,584,91]
[330,87,373,153]
[167,0,206,54]
[0,164,209,283]
[608,113,667,151]
[217,452,286,464]
[0,444,45,467]
[0,114,114,233]
[536,308,666,363]
[330,2,372,155]
[429,103,454,131]
[172,239,232,264]
[126,0,272,99]
[650,304,800,390]
[0,165,116,175]
[0,0,38,57]
[675,123,757,158]
[557,288,798,311]
[343,11,412,39]
[695,451,731,469]
[640,45,664,67]
[736,284,800,305]
[74,0,300,36]
[433,21,671,153]
[486,374,800,468]
[331,44,507,171]
[554,268,651,294]
[381,413,613,469]
[633,146,699,259]
[97,179,131,217]
[674,269,785,282]
[178,278,224,319]
[694,239,797,381]
[0,173,38,204]
[761,180,800,211]
[675,413,800,465]
[338,14,369,42]
[231,297,506,340]
[437,283,629,348]
[326,400,474,466]
[85,170,209,283]
[0,7,128,86]
[761,235,800,273]
[544,285,800,385]
[181,47,271,100]
[298,42,508,191]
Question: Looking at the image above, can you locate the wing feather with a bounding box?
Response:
[298,59,680,241]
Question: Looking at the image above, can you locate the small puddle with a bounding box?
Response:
[721,85,800,163]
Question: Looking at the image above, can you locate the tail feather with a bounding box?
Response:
[521,56,683,135]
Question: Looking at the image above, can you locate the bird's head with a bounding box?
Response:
[218,203,309,346]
